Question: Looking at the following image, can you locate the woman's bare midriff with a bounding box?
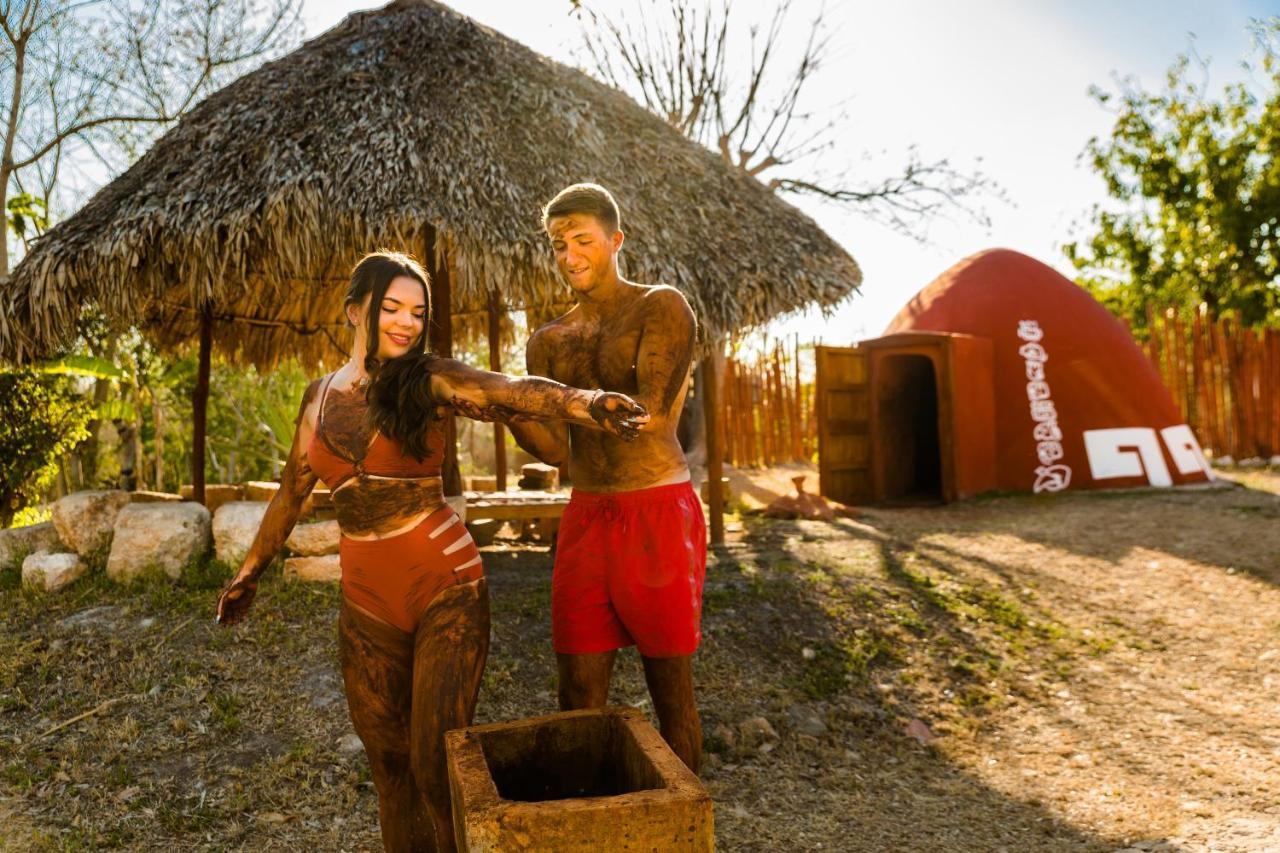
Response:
[332,475,447,540]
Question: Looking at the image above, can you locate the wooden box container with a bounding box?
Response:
[446,707,714,852]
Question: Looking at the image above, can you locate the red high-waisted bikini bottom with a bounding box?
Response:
[339,504,483,634]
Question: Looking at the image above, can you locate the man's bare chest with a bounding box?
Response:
[545,320,644,393]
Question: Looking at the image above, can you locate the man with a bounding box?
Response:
[509,182,705,771]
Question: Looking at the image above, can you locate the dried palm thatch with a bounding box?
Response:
[0,0,860,370]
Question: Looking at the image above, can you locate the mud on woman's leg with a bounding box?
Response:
[409,577,491,853]
[338,602,433,852]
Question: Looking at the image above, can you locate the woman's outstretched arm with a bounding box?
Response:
[366,353,648,442]
[216,379,322,625]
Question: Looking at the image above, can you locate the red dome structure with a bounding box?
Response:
[816,249,1212,504]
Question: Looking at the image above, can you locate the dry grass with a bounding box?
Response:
[2,468,1278,851]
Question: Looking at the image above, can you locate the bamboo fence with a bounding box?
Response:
[1140,307,1280,461]
[722,336,818,467]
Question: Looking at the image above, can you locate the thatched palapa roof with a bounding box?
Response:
[0,0,860,369]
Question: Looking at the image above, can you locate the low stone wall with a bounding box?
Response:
[3,488,341,592]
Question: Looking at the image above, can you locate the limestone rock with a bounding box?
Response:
[738,716,779,749]
[0,521,63,568]
[337,733,364,757]
[107,502,212,582]
[213,501,269,566]
[242,481,280,502]
[22,551,86,591]
[286,520,340,556]
[178,483,244,515]
[518,462,558,491]
[786,703,829,738]
[283,554,341,583]
[128,490,183,503]
[51,490,131,556]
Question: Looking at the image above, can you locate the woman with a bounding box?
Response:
[215,251,645,852]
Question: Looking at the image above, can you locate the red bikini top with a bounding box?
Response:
[306,372,444,491]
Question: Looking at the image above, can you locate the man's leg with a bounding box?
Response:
[557,651,617,709]
[641,654,701,773]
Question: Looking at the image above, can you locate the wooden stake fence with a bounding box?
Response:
[722,336,818,467]
[1143,307,1279,460]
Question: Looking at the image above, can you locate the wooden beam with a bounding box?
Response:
[425,225,463,496]
[488,289,507,492]
[191,307,213,506]
[701,348,725,545]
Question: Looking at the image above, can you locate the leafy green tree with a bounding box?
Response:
[0,369,92,526]
[1066,20,1280,330]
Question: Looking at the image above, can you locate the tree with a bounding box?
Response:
[0,367,93,526]
[1065,20,1280,331]
[575,0,994,236]
[0,0,303,275]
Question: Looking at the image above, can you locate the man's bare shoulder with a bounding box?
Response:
[638,284,695,323]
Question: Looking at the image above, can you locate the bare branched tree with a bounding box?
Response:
[577,0,996,238]
[1,0,303,275]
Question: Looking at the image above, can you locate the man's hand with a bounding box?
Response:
[588,392,650,441]
[216,572,259,625]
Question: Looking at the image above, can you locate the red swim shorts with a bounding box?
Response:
[552,480,707,658]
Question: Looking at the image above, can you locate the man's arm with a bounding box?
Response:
[633,287,697,426]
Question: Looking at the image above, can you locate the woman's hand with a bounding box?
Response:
[216,571,259,625]
[588,392,649,441]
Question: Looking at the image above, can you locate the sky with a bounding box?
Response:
[301,1,1277,344]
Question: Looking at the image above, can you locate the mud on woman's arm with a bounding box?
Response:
[238,379,322,580]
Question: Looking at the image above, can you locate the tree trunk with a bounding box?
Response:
[191,308,213,505]
[701,347,725,546]
[153,391,166,492]
[488,290,507,491]
[425,224,462,497]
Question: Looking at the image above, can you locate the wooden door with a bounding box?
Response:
[816,346,872,504]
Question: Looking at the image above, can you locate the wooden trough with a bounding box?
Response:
[446,707,714,851]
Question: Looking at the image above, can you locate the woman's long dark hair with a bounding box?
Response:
[365,351,440,461]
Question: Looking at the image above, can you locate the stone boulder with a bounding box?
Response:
[0,521,63,568]
[243,481,280,502]
[518,462,558,491]
[283,554,341,582]
[107,502,212,582]
[213,501,269,567]
[51,490,131,556]
[22,551,87,591]
[286,520,340,556]
[128,490,183,503]
[244,481,329,520]
[178,483,245,515]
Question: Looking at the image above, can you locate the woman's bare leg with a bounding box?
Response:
[338,603,432,852]
[410,578,491,853]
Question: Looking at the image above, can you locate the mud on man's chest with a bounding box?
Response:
[552,325,644,393]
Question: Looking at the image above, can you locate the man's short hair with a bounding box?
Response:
[542,183,621,234]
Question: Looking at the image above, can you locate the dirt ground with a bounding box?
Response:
[2,466,1278,852]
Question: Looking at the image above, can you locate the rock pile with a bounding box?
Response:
[2,487,349,593]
